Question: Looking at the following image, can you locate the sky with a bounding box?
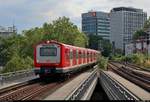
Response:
[0,0,150,33]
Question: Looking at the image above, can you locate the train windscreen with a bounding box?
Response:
[40,47,57,56]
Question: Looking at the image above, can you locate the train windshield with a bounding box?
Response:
[40,47,57,56]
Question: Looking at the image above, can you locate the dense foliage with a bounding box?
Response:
[133,29,147,40]
[98,56,108,70]
[88,34,112,57]
[111,53,150,69]
[100,40,112,57]
[0,17,88,73]
[133,17,150,40]
[88,34,102,50]
[144,17,150,31]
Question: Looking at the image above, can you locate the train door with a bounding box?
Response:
[76,49,78,65]
[94,52,96,61]
[73,49,77,65]
[78,50,81,64]
[87,51,89,63]
[85,51,87,64]
[91,52,92,62]
[81,50,83,64]
[70,49,73,67]
[65,48,70,67]
[89,52,91,62]
[83,50,85,63]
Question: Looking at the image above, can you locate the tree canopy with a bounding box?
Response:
[144,17,150,31]
[87,34,112,57]
[42,17,88,47]
[88,34,102,50]
[133,17,150,40]
[133,29,147,40]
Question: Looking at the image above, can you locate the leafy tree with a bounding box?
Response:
[88,34,112,57]
[0,35,19,66]
[42,17,87,47]
[101,40,112,57]
[98,56,108,70]
[133,29,147,40]
[144,17,150,31]
[2,54,23,73]
[22,27,44,58]
[88,34,103,50]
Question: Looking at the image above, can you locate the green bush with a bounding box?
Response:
[2,54,22,73]
[98,56,108,70]
[24,56,33,69]
[111,53,148,68]
[111,54,125,62]
[2,54,33,73]
[129,53,145,65]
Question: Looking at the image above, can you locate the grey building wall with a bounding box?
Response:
[110,7,147,50]
[110,11,124,49]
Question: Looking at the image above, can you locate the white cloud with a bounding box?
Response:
[43,0,150,29]
[0,0,149,32]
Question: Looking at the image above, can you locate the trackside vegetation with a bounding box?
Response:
[98,56,108,70]
[111,53,150,69]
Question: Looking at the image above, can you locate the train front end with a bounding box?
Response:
[34,40,62,77]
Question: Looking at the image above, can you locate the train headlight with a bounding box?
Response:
[47,40,50,43]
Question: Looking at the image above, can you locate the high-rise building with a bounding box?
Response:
[82,11,110,40]
[110,7,147,51]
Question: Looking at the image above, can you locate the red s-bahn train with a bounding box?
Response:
[34,40,100,78]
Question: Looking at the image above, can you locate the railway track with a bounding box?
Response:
[0,65,96,101]
[114,61,150,81]
[126,62,150,72]
[108,61,150,92]
[0,77,70,101]
[112,61,150,72]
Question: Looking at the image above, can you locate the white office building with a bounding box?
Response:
[110,7,147,52]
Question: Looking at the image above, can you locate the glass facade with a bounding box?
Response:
[82,11,110,40]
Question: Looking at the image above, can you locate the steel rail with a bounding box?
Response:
[108,62,150,92]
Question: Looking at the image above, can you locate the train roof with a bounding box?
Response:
[35,40,100,53]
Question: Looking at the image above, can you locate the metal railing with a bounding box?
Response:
[0,69,35,85]
[100,70,140,100]
[65,66,98,100]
